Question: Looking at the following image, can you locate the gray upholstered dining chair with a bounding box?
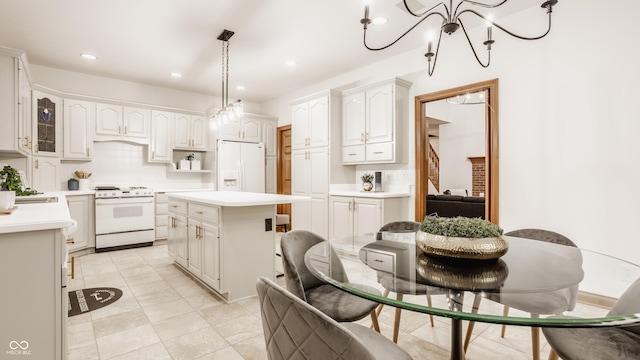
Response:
[256,276,414,360]
[280,230,381,330]
[374,221,441,343]
[464,228,582,360]
[542,277,640,360]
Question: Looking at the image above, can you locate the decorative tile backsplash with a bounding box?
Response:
[59,142,211,190]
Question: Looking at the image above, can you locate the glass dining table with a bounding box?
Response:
[303,232,640,360]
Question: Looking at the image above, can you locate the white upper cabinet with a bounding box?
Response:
[263,119,277,157]
[217,115,262,143]
[341,78,411,164]
[174,113,207,150]
[291,96,329,150]
[0,50,32,156]
[149,110,173,163]
[32,90,62,158]
[95,104,150,144]
[63,99,94,160]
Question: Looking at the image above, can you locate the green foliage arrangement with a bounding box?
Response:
[420,215,503,238]
[0,165,39,196]
[361,173,374,183]
[68,178,79,183]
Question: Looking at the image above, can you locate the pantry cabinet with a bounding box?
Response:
[291,148,329,238]
[341,78,411,164]
[63,99,94,160]
[291,96,329,150]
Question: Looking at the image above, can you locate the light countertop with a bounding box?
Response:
[329,190,411,198]
[168,191,311,207]
[0,192,74,234]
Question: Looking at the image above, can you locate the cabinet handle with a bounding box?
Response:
[66,237,75,244]
[171,205,179,208]
[353,200,357,211]
[365,133,369,141]
[238,131,241,139]
[68,256,75,279]
[86,148,90,157]
[35,159,38,169]
[124,126,128,134]
[348,153,357,156]
[35,143,38,153]
[373,151,383,154]
[361,133,364,142]
[119,125,122,134]
[152,151,155,159]
[195,211,204,215]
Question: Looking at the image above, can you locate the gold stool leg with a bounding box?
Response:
[463,293,482,352]
[548,349,559,360]
[393,293,404,343]
[426,294,435,327]
[531,313,540,360]
[370,309,381,333]
[500,306,510,337]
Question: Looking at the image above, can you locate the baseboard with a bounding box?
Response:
[577,290,616,309]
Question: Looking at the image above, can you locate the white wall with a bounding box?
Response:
[262,0,640,296]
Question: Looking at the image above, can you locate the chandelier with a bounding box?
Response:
[212,29,244,128]
[360,0,558,76]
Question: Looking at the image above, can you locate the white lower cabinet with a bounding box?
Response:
[155,192,169,240]
[66,194,95,252]
[169,201,221,292]
[32,156,60,192]
[167,197,274,302]
[168,199,188,266]
[329,195,409,254]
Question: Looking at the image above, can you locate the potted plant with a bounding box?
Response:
[67,178,79,191]
[415,215,507,261]
[361,173,374,191]
[0,165,38,196]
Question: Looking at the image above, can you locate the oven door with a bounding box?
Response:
[95,197,155,235]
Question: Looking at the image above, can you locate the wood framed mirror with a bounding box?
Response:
[414,78,499,223]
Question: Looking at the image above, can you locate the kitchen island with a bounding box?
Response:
[0,194,74,360]
[166,191,309,302]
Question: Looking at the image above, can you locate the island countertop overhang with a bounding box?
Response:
[166,191,311,206]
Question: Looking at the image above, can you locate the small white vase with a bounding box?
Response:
[78,179,90,191]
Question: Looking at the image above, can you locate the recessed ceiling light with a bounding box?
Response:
[372,17,387,25]
[170,72,182,78]
[81,53,97,60]
[236,85,245,91]
[284,59,297,66]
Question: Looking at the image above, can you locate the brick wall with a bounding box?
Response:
[469,156,485,197]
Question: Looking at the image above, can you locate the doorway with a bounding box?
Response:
[414,79,499,223]
[277,125,292,231]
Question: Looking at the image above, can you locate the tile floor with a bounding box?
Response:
[67,236,607,360]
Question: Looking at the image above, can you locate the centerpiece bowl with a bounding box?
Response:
[416,215,508,261]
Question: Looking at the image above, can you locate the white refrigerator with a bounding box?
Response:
[217,140,265,192]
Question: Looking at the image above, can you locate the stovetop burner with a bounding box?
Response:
[94,186,153,198]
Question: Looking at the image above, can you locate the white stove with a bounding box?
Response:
[94,186,155,251]
[94,186,154,198]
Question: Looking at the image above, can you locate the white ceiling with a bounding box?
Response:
[0,0,542,104]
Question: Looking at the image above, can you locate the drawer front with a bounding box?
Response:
[155,193,169,203]
[342,145,365,164]
[364,249,395,273]
[189,203,220,224]
[155,202,169,215]
[365,142,394,162]
[168,200,188,215]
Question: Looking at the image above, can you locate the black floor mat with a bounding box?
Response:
[68,287,123,317]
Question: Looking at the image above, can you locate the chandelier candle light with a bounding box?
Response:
[211,29,244,128]
[360,0,558,76]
